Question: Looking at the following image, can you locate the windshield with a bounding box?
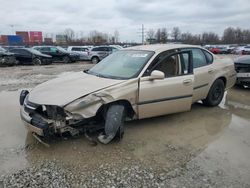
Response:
[0,47,6,52]
[56,46,68,53]
[26,48,45,55]
[87,50,154,79]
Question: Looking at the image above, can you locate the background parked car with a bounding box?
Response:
[9,48,52,65]
[217,47,229,54]
[33,46,80,63]
[209,47,221,54]
[0,47,17,66]
[88,46,120,63]
[232,46,250,55]
[234,55,250,87]
[242,46,250,55]
[67,46,90,60]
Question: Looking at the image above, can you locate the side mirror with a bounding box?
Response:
[149,70,165,80]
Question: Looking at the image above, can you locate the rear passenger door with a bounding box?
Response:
[188,48,214,102]
[99,47,110,59]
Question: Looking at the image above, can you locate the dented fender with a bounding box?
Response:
[64,78,139,119]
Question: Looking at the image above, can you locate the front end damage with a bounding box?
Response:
[20,91,107,145]
[20,81,138,145]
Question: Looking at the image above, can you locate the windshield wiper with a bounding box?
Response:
[84,70,102,77]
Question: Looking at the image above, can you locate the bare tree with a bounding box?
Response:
[222,27,236,44]
[147,29,155,40]
[181,32,201,45]
[146,29,155,44]
[160,28,168,43]
[155,29,161,43]
[171,27,181,41]
[64,28,75,43]
[88,30,108,44]
[201,32,219,44]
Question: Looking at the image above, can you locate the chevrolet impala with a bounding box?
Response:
[20,44,236,144]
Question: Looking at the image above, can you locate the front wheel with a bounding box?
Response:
[63,56,71,63]
[98,104,126,144]
[32,58,42,65]
[202,79,225,106]
[91,57,100,64]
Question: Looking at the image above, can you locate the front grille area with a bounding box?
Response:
[235,63,250,73]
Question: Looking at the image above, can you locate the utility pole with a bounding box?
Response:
[142,24,144,44]
[138,24,146,45]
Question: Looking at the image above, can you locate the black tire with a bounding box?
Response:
[202,79,225,106]
[91,56,100,64]
[32,58,42,65]
[98,104,126,144]
[63,56,71,64]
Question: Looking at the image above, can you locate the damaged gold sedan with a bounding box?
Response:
[20,44,236,144]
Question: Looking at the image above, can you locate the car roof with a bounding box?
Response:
[126,44,202,53]
[33,46,55,48]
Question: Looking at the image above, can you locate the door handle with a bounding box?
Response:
[208,69,214,74]
[183,79,192,85]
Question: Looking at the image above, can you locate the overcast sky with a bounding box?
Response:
[0,0,250,42]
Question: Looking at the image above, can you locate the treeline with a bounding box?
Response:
[62,28,120,45]
[147,27,250,45]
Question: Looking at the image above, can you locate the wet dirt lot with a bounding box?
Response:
[0,61,250,187]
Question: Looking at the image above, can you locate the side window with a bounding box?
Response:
[50,47,58,52]
[180,53,189,74]
[19,49,31,56]
[145,50,175,76]
[72,47,80,51]
[153,54,180,77]
[192,49,207,68]
[100,47,108,51]
[92,47,100,51]
[144,50,183,78]
[203,50,213,64]
[10,49,20,53]
[40,47,49,52]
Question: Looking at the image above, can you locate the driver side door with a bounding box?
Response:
[138,50,194,119]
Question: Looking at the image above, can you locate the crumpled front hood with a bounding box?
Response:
[28,72,125,106]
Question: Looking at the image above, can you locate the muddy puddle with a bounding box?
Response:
[0,87,249,183]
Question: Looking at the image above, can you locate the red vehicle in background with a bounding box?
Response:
[209,47,220,54]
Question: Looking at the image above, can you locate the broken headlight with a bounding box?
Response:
[20,90,29,105]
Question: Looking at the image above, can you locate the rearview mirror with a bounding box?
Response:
[149,70,165,80]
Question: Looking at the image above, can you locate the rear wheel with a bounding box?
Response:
[91,56,100,64]
[202,79,225,106]
[32,58,42,65]
[98,104,126,144]
[63,56,71,63]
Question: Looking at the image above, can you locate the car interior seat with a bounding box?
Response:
[156,56,178,77]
